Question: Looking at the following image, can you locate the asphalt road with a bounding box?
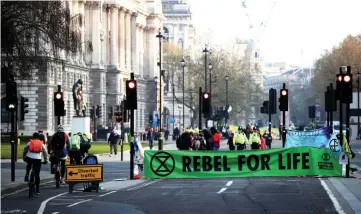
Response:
[1,177,342,214]
[350,142,361,169]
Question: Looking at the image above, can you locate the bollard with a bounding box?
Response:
[120,139,124,161]
[158,138,163,150]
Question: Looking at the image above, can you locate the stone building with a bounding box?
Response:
[1,0,164,135]
[161,0,196,130]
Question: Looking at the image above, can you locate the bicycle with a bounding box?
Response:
[28,161,47,198]
[50,153,64,189]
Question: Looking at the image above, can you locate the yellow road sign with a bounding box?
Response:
[65,164,103,182]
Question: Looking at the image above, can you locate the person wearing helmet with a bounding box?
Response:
[250,127,261,150]
[49,125,70,184]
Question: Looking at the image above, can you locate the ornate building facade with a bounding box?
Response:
[1,0,164,134]
[161,0,196,130]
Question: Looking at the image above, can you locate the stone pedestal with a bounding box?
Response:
[72,116,91,138]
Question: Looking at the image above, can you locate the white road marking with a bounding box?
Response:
[37,192,68,214]
[318,178,346,214]
[98,191,116,197]
[67,199,92,208]
[52,212,59,214]
[329,178,361,213]
[217,188,227,194]
[226,181,233,187]
[127,179,162,191]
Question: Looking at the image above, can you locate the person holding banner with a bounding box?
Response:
[250,127,261,150]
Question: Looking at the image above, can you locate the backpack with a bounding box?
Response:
[51,132,66,150]
[29,139,44,153]
[70,135,81,151]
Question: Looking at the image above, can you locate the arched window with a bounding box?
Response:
[1,97,10,123]
[163,26,169,41]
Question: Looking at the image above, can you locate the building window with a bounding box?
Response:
[1,97,10,123]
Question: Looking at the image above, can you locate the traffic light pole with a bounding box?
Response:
[199,87,202,129]
[282,83,286,148]
[130,108,135,180]
[330,83,334,134]
[10,111,15,181]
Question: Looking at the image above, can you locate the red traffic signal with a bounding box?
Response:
[55,92,63,99]
[281,89,287,96]
[343,75,351,82]
[128,81,136,89]
[203,93,209,99]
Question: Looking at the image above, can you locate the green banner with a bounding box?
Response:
[144,147,342,178]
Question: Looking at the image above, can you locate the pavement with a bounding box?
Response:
[1,140,361,213]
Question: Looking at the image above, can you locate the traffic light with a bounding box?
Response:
[90,107,95,119]
[54,91,65,116]
[108,106,114,119]
[260,101,269,114]
[341,73,353,103]
[20,96,29,121]
[6,81,17,112]
[269,88,277,114]
[308,105,316,119]
[335,74,342,100]
[96,105,102,118]
[202,92,211,114]
[279,89,288,111]
[126,80,137,110]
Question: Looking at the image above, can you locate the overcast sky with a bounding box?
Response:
[188,0,361,66]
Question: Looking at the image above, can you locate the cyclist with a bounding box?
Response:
[78,132,91,158]
[23,132,48,194]
[68,132,82,165]
[49,124,70,184]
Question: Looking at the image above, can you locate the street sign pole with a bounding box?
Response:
[199,87,202,130]
[11,111,15,181]
[129,73,135,180]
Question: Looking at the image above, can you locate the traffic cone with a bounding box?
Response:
[134,165,141,179]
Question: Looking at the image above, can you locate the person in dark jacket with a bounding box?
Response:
[176,131,192,150]
[227,132,235,150]
[108,130,119,156]
[202,129,212,150]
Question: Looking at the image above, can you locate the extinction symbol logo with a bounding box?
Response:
[150,151,175,176]
[322,153,330,162]
[329,139,340,152]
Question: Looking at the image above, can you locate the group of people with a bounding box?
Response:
[176,127,222,151]
[22,125,91,194]
[174,125,273,152]
[227,126,272,150]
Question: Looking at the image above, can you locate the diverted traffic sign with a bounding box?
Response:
[144,147,342,179]
[65,164,103,182]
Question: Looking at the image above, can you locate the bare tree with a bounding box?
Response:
[1,1,92,79]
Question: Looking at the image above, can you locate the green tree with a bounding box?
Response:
[310,34,361,116]
[1,1,92,79]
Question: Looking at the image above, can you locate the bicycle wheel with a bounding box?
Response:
[55,170,60,189]
[28,171,35,198]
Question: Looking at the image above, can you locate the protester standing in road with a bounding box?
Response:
[227,132,235,150]
[108,130,119,157]
[210,127,221,151]
[147,128,154,150]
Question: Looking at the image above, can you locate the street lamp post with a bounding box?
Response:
[357,72,360,139]
[181,57,186,132]
[156,29,164,130]
[208,61,213,112]
[172,83,175,131]
[156,28,164,150]
[202,45,209,91]
[225,74,229,125]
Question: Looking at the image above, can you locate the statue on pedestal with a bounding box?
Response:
[72,79,84,116]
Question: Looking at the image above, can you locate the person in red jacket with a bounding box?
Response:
[210,127,221,151]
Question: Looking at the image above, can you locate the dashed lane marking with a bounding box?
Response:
[98,191,116,197]
[319,178,346,214]
[127,179,162,191]
[37,192,68,214]
[226,181,233,187]
[217,180,233,194]
[217,188,227,194]
[67,199,93,208]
